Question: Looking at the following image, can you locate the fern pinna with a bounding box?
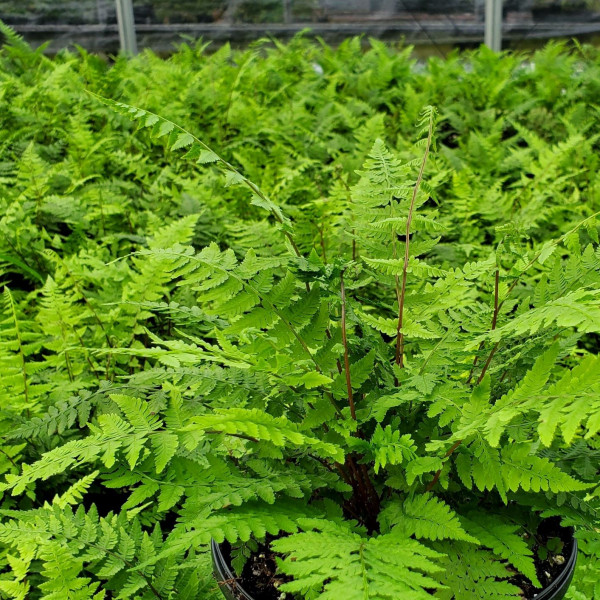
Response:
[0,88,598,600]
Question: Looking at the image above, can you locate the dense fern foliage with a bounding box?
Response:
[0,26,600,599]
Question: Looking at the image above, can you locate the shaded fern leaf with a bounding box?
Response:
[461,512,540,586]
[379,494,478,544]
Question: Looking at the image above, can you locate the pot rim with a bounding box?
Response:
[211,528,578,600]
[534,534,578,600]
[211,539,254,600]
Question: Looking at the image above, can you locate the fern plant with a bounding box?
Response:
[1,93,598,600]
[1,28,600,600]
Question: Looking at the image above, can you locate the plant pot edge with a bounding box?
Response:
[211,538,254,600]
[211,530,578,600]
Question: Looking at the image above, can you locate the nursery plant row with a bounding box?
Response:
[0,23,599,600]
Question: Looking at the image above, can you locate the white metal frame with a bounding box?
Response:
[115,0,137,55]
[113,0,501,56]
[484,0,503,51]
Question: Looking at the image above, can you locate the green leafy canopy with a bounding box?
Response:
[0,25,599,600]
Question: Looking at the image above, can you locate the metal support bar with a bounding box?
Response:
[283,0,292,23]
[115,0,137,54]
[484,0,502,51]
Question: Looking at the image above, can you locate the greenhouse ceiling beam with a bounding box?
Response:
[115,0,138,55]
[485,0,502,51]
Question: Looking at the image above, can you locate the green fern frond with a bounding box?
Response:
[369,424,416,474]
[433,542,521,600]
[379,494,478,544]
[273,519,445,600]
[461,512,540,586]
[185,408,345,462]
[87,93,301,254]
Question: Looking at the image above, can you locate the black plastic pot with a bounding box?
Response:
[535,533,578,600]
[211,540,253,600]
[211,532,578,600]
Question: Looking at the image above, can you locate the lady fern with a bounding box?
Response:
[0,29,599,600]
[2,101,597,599]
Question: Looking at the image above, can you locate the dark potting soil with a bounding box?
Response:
[224,518,572,600]
[222,537,291,600]
[509,516,574,599]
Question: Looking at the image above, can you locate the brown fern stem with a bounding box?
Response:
[469,212,599,385]
[0,447,19,469]
[477,341,500,384]
[395,117,434,370]
[340,270,357,421]
[425,439,463,492]
[345,454,380,532]
[429,269,501,491]
[340,271,380,526]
